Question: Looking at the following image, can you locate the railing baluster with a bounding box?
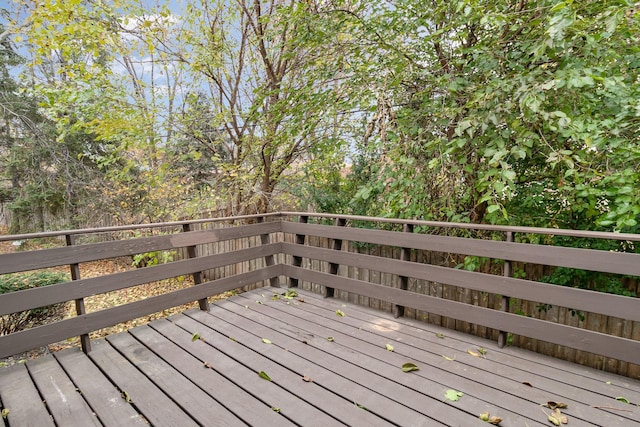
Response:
[65,234,91,353]
[288,215,308,288]
[392,223,414,318]
[182,224,209,311]
[323,218,347,298]
[257,216,279,288]
[498,231,514,348]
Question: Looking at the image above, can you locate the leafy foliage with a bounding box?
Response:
[0,271,68,335]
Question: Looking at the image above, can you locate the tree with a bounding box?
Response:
[170,0,353,214]
[325,0,639,231]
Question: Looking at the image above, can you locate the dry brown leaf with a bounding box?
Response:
[522,381,533,387]
[547,401,568,409]
[302,376,313,382]
[488,415,502,425]
[203,362,212,369]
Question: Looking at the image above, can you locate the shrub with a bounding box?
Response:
[0,271,69,335]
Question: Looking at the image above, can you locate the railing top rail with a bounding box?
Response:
[0,212,284,243]
[2,210,638,243]
[279,211,640,242]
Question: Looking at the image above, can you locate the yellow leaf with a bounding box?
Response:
[467,350,480,357]
[442,355,456,361]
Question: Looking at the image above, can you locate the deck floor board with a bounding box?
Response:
[1,287,639,427]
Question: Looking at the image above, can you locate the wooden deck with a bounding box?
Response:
[2,287,640,427]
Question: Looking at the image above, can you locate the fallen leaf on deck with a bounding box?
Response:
[335,310,345,317]
[386,343,394,351]
[191,332,201,342]
[122,391,132,403]
[480,412,490,421]
[550,408,568,424]
[271,407,281,413]
[444,389,464,401]
[467,350,480,357]
[488,415,502,425]
[302,376,313,382]
[258,371,272,381]
[354,401,368,410]
[442,355,456,361]
[435,333,445,339]
[522,382,533,387]
[229,336,238,342]
[327,336,335,342]
[477,347,487,357]
[1,408,9,419]
[298,298,305,303]
[615,396,630,404]
[546,401,568,409]
[203,362,212,368]
[256,300,263,304]
[401,362,419,373]
[262,338,272,344]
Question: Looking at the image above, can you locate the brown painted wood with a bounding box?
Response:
[0,221,280,274]
[0,266,281,358]
[283,265,640,364]
[54,348,148,427]
[88,339,200,427]
[26,354,102,427]
[0,243,281,315]
[189,304,483,426]
[282,243,640,322]
[247,289,632,426]
[0,363,55,427]
[150,318,351,427]
[2,288,639,427]
[106,332,246,426]
[282,222,640,276]
[128,324,294,427]
[222,293,542,426]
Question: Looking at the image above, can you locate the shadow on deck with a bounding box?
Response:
[2,287,639,427]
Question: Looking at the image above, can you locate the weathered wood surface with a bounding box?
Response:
[0,221,280,274]
[2,288,639,427]
[0,266,281,359]
[281,221,640,276]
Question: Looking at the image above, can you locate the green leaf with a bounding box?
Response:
[191,332,201,342]
[487,204,500,214]
[444,389,464,401]
[327,336,335,342]
[262,338,272,344]
[1,408,9,419]
[385,343,394,351]
[401,362,419,373]
[615,396,630,404]
[435,333,445,339]
[335,310,345,317]
[258,371,272,381]
[271,407,281,413]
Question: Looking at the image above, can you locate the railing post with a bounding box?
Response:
[257,216,279,288]
[497,231,514,348]
[65,234,91,353]
[322,218,347,298]
[182,224,209,311]
[288,215,308,288]
[392,223,414,318]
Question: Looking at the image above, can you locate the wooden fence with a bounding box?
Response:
[1,211,639,378]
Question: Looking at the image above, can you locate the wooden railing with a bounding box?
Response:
[1,212,639,376]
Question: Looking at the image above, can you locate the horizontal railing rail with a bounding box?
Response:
[0,215,281,358]
[1,212,639,374]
